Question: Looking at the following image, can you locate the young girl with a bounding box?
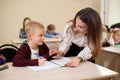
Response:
[108,28,120,46]
[45,24,62,38]
[50,7,102,67]
[19,17,31,38]
[13,21,54,67]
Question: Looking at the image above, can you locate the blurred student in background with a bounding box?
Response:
[19,17,31,38]
[45,24,62,38]
[108,28,120,46]
[103,23,120,46]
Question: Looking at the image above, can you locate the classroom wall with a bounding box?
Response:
[0,0,101,44]
[108,0,120,26]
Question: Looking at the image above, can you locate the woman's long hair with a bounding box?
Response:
[70,7,102,58]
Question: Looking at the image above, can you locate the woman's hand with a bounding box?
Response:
[49,50,63,59]
[65,57,82,67]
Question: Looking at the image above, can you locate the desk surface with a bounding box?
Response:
[0,61,118,80]
[11,38,62,44]
[102,46,120,54]
[97,46,120,78]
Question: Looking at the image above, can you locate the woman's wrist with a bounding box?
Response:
[77,57,83,62]
[58,50,64,57]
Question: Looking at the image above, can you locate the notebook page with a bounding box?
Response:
[50,57,71,67]
[27,61,60,71]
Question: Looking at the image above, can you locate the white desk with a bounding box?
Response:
[0,61,118,80]
[96,46,120,80]
[11,38,62,50]
[101,46,120,54]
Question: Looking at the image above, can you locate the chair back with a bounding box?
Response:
[0,44,18,62]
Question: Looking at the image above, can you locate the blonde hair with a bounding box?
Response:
[25,21,45,36]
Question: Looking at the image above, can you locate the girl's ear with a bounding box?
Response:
[27,33,32,40]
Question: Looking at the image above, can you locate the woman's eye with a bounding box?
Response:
[79,26,83,29]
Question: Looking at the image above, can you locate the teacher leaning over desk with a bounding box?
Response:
[49,7,102,67]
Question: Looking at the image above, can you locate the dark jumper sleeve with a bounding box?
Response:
[12,44,38,67]
[39,43,54,61]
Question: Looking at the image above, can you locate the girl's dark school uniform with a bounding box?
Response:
[12,42,53,67]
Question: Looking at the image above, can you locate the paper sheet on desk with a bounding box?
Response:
[50,57,71,67]
[27,61,60,71]
[27,57,71,71]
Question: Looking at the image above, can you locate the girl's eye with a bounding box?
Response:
[37,34,44,37]
[34,34,44,37]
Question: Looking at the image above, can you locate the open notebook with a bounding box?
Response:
[27,57,71,71]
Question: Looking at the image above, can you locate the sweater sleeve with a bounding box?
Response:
[12,44,38,67]
[39,43,53,61]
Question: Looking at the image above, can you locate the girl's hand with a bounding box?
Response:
[49,50,63,59]
[65,57,82,67]
[38,58,46,66]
